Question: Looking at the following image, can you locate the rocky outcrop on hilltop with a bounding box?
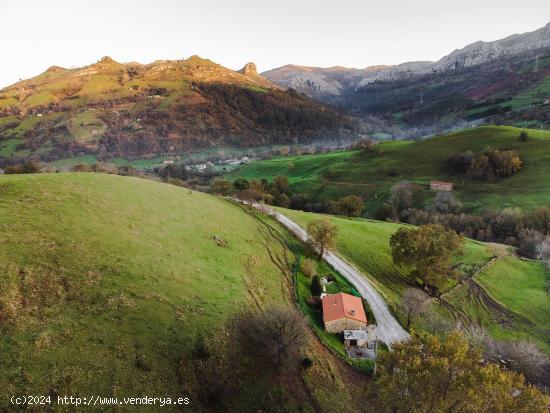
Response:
[238,62,258,76]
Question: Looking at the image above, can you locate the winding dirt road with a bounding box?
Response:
[254,203,410,346]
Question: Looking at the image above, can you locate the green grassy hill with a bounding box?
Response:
[274,207,550,353]
[0,173,363,411]
[228,125,550,214]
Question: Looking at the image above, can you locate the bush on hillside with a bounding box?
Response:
[4,160,41,174]
[428,192,463,214]
[519,131,529,142]
[301,258,317,278]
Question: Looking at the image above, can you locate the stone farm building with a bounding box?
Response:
[430,181,454,191]
[322,292,368,333]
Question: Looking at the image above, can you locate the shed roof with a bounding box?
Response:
[322,292,368,324]
[343,330,368,340]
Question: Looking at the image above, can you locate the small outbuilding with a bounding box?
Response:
[430,181,453,191]
[343,330,369,348]
[322,292,368,333]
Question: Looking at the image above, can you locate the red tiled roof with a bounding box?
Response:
[322,293,368,324]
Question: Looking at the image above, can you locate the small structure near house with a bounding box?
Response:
[430,181,453,191]
[163,159,175,164]
[343,330,368,348]
[322,292,368,333]
[344,325,378,359]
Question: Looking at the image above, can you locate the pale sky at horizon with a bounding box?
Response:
[2,0,550,88]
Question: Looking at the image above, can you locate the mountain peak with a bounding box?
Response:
[238,62,258,77]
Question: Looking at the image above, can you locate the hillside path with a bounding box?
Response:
[251,203,410,347]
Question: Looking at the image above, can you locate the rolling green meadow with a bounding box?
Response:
[0,173,365,411]
[228,126,550,214]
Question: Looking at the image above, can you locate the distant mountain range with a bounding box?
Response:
[264,23,550,131]
[0,56,356,163]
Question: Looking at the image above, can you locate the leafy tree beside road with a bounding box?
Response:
[390,224,463,292]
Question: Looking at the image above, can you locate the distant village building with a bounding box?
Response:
[322,292,368,333]
[162,159,175,164]
[430,181,453,191]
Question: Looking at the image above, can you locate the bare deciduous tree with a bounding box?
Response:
[497,341,550,385]
[231,306,307,372]
[400,288,431,329]
[307,218,338,260]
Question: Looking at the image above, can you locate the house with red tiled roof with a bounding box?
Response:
[322,292,368,333]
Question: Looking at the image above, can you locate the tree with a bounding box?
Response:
[273,193,290,208]
[390,224,463,292]
[400,288,431,329]
[210,179,233,196]
[334,195,364,217]
[310,275,323,296]
[233,178,250,191]
[518,229,546,259]
[372,332,546,413]
[519,131,529,142]
[307,218,338,260]
[272,175,289,195]
[390,181,418,220]
[231,306,307,372]
[446,150,474,174]
[468,154,494,180]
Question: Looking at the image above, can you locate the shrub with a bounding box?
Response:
[375,202,394,221]
[446,150,474,174]
[301,357,314,369]
[519,131,529,142]
[4,160,41,174]
[301,258,317,278]
[428,192,463,214]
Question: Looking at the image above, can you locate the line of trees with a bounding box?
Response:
[211,177,365,217]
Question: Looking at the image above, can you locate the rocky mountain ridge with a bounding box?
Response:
[264,23,550,96]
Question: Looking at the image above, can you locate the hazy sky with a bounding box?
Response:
[2,0,549,87]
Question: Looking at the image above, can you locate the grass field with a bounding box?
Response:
[272,207,550,353]
[0,173,363,411]
[228,126,550,214]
